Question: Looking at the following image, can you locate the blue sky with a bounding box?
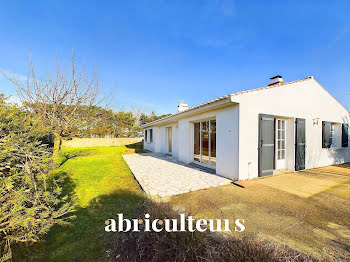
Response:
[1,0,350,114]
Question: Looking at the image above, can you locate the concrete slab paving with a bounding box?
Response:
[122,153,232,198]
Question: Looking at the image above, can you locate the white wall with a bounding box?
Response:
[233,78,350,180]
[143,127,156,152]
[144,105,240,180]
[144,78,350,181]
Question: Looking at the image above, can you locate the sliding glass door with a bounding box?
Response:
[193,120,216,167]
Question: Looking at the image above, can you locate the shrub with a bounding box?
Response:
[0,96,74,261]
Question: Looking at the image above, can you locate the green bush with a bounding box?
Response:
[38,132,55,148]
[0,96,74,261]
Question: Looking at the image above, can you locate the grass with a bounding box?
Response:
[170,164,350,260]
[12,144,347,261]
[14,146,144,262]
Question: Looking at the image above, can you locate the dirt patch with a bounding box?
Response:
[170,164,350,259]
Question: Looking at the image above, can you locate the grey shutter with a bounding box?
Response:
[322,121,331,148]
[342,123,349,147]
[258,114,274,177]
[295,118,306,171]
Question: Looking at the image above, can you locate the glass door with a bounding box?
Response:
[210,121,216,166]
[201,121,210,164]
[275,119,286,170]
[194,123,201,162]
[193,120,216,167]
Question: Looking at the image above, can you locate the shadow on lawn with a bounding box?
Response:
[12,169,317,262]
[13,167,323,262]
[13,152,345,262]
[125,142,148,153]
[13,170,146,262]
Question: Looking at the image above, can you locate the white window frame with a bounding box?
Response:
[193,119,216,169]
[275,119,287,170]
[330,124,335,147]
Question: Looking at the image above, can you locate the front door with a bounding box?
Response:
[275,119,287,170]
[167,127,172,154]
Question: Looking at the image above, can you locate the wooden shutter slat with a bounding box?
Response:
[258,114,275,177]
[322,121,332,148]
[342,123,349,147]
[295,118,306,171]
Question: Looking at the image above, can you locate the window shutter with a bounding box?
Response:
[295,118,306,171]
[258,114,275,177]
[322,121,332,148]
[342,123,349,147]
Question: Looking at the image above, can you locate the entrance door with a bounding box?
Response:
[295,118,306,171]
[258,114,275,177]
[167,127,172,154]
[275,119,287,170]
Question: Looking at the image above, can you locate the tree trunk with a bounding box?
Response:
[53,135,63,160]
[54,136,62,150]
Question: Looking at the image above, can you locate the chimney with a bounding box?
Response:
[177,102,188,113]
[268,75,284,86]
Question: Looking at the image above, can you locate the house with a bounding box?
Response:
[142,76,350,180]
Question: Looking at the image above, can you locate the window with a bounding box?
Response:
[330,124,335,145]
[276,119,286,161]
[193,119,216,167]
[145,130,148,142]
[322,122,333,148]
[149,129,153,143]
[322,121,342,148]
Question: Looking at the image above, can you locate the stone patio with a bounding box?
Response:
[122,153,232,198]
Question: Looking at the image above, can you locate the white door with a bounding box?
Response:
[167,127,172,154]
[275,119,287,170]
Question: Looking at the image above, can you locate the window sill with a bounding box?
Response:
[326,147,347,150]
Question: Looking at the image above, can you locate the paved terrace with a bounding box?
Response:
[122,153,232,198]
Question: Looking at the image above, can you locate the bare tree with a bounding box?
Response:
[2,51,104,151]
[130,104,145,127]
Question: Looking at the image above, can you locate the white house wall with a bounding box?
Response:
[233,78,350,180]
[144,105,240,180]
[144,123,179,158]
[143,127,156,152]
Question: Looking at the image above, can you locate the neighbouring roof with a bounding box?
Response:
[142,76,314,127]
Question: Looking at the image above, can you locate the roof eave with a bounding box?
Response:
[142,95,237,128]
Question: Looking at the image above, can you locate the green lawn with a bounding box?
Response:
[15,146,144,262]
[14,145,350,260]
